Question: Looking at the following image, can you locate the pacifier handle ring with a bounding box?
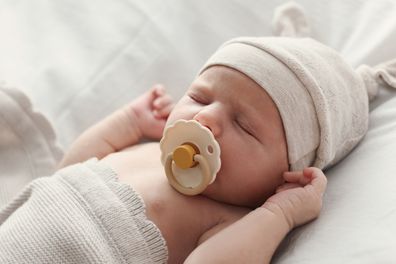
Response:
[165,153,212,196]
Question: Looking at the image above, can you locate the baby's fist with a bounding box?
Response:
[262,167,327,230]
[127,84,174,140]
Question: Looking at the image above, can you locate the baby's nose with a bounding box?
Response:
[193,110,222,138]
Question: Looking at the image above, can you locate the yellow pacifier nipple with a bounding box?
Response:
[173,144,198,169]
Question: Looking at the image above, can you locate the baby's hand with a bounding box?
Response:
[59,84,173,168]
[262,167,327,230]
[127,84,174,140]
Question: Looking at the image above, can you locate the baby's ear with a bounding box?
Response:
[272,1,311,38]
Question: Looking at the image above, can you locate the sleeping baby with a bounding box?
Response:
[2,17,396,264]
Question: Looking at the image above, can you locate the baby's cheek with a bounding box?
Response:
[167,105,193,123]
[165,111,181,125]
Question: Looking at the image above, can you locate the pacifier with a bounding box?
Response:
[160,119,221,195]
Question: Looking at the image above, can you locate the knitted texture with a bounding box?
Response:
[0,159,168,264]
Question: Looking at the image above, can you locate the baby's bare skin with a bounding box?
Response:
[101,142,249,263]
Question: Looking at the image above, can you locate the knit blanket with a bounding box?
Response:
[0,159,168,264]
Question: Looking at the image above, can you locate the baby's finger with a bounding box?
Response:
[306,167,327,195]
[283,171,311,186]
[276,182,302,193]
[152,84,165,96]
[153,94,173,109]
[154,103,174,118]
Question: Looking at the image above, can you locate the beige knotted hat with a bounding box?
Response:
[199,2,396,171]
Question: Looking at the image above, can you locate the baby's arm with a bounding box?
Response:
[59,85,173,168]
[185,167,327,264]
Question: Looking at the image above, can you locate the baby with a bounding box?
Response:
[59,74,326,263]
[59,70,326,263]
[2,31,394,264]
[57,34,387,262]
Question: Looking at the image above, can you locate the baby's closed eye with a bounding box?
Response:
[188,92,209,105]
[234,118,255,138]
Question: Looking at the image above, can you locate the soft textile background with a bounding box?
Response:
[1,0,396,148]
[0,0,396,262]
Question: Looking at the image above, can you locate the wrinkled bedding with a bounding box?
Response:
[0,0,396,262]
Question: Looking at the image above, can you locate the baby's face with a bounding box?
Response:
[166,66,288,208]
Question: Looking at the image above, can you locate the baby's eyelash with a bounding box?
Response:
[236,119,254,137]
[188,93,206,104]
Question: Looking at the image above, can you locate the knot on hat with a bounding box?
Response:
[272,1,310,38]
[356,65,380,101]
[356,60,396,102]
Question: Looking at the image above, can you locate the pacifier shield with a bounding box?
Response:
[160,120,221,195]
